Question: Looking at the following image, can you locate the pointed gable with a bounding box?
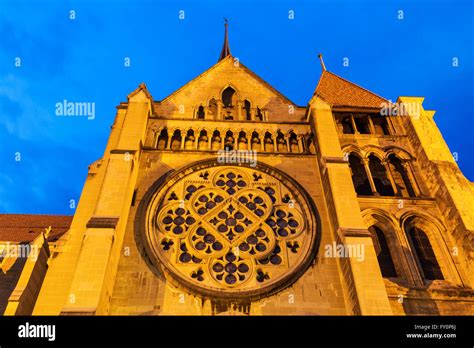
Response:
[314,71,387,109]
[155,55,305,122]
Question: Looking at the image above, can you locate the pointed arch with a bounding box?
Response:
[400,212,450,282]
[348,153,372,195]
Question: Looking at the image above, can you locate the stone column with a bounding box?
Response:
[350,114,359,134]
[208,134,213,150]
[362,158,378,195]
[367,116,376,134]
[285,135,291,152]
[166,133,172,150]
[234,134,238,150]
[402,161,421,196]
[297,135,304,153]
[217,100,223,120]
[272,136,277,152]
[195,133,199,150]
[180,132,185,150]
[382,160,399,196]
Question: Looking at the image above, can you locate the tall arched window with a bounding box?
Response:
[369,226,397,278]
[348,154,372,195]
[209,98,218,119]
[244,100,251,121]
[222,87,236,108]
[368,155,394,196]
[196,105,205,119]
[407,225,444,281]
[388,155,416,197]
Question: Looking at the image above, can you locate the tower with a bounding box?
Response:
[4,21,473,316]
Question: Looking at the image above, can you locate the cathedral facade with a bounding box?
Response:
[2,25,473,316]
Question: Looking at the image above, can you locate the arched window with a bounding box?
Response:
[156,128,168,150]
[238,131,247,150]
[197,105,205,119]
[407,226,444,281]
[244,100,251,121]
[276,131,286,152]
[348,154,372,195]
[255,107,263,121]
[222,87,236,108]
[289,132,299,153]
[209,98,218,119]
[198,130,208,150]
[388,155,416,197]
[224,130,234,151]
[184,129,195,150]
[251,131,260,151]
[211,130,221,150]
[264,132,273,152]
[369,226,397,278]
[170,130,181,150]
[368,155,394,196]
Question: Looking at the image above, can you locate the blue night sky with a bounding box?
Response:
[0,0,473,215]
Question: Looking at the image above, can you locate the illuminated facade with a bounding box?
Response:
[2,24,473,315]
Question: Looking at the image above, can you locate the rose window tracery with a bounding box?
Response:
[139,162,318,300]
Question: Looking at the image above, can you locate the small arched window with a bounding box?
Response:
[222,87,236,108]
[197,106,205,119]
[156,128,168,150]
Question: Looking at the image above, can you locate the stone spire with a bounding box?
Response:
[218,18,231,61]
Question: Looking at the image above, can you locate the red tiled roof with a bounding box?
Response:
[0,214,73,243]
[314,71,387,108]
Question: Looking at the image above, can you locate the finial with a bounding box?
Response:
[218,19,232,61]
[318,53,326,71]
[44,226,52,239]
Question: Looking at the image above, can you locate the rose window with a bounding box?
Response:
[138,162,318,300]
